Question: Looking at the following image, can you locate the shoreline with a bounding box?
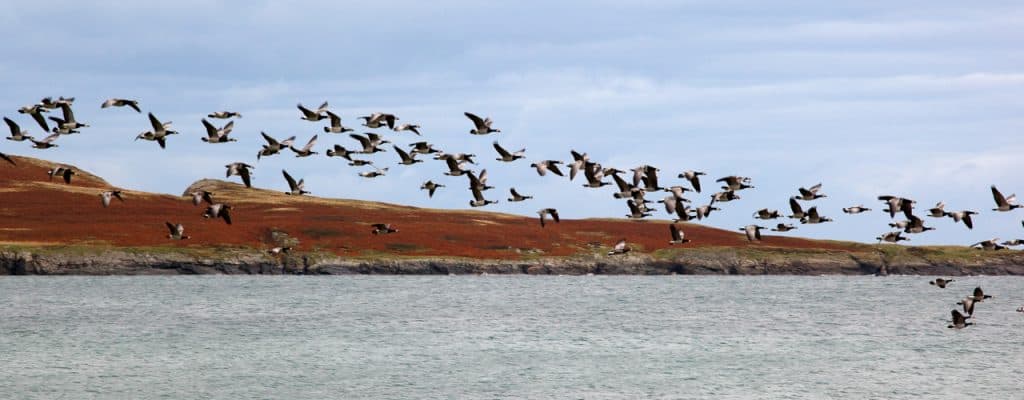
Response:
[3,245,1024,276]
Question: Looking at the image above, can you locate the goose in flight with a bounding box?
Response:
[842,205,871,214]
[902,216,933,234]
[945,210,977,229]
[611,173,635,199]
[289,135,318,157]
[582,162,610,188]
[537,208,560,227]
[358,167,389,178]
[4,117,33,142]
[349,133,389,154]
[165,222,190,240]
[135,113,178,149]
[361,112,398,129]
[202,203,233,225]
[694,203,720,220]
[658,195,681,216]
[444,157,469,177]
[753,208,782,220]
[393,123,421,135]
[467,169,494,192]
[50,103,88,133]
[325,145,354,161]
[1001,239,1024,247]
[626,199,652,219]
[669,224,690,244]
[409,141,440,155]
[637,165,663,192]
[371,223,398,235]
[201,119,236,143]
[282,170,309,195]
[17,104,49,132]
[99,190,124,208]
[929,278,953,288]
[268,247,291,256]
[957,297,976,318]
[711,190,740,203]
[469,186,497,207]
[991,185,1021,212]
[190,190,214,206]
[508,188,532,202]
[948,310,972,329]
[673,204,696,223]
[257,132,296,160]
[47,166,75,184]
[969,286,993,302]
[927,202,947,218]
[771,223,796,232]
[971,239,1005,250]
[0,152,14,166]
[39,96,74,109]
[717,176,753,191]
[568,150,589,181]
[297,101,329,121]
[664,186,691,201]
[420,180,444,198]
[225,162,254,188]
[740,225,766,241]
[607,239,631,256]
[530,160,564,177]
[878,195,916,218]
[678,170,705,193]
[795,183,826,200]
[493,142,525,162]
[393,145,422,165]
[348,159,374,167]
[876,231,909,243]
[208,111,241,119]
[437,152,478,165]
[101,98,141,113]
[323,111,354,133]
[30,132,61,149]
[464,112,500,135]
[801,207,832,224]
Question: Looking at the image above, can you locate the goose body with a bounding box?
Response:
[842,205,871,214]
[101,98,141,112]
[371,223,398,235]
[464,112,499,134]
[537,208,560,227]
[530,160,564,177]
[202,204,233,224]
[740,225,765,241]
[678,170,705,193]
[508,188,532,202]
[208,111,241,119]
[201,119,236,143]
[100,190,124,208]
[607,239,631,256]
[324,111,354,133]
[796,183,826,200]
[493,142,525,162]
[421,180,444,198]
[929,278,953,288]
[991,186,1021,211]
[669,224,690,244]
[225,162,254,188]
[4,117,34,142]
[289,135,319,157]
[257,132,295,160]
[771,223,796,232]
[281,169,309,195]
[298,101,329,121]
[18,104,50,132]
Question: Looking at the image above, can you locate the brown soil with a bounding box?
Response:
[0,155,858,259]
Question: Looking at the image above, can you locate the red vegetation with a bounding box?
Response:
[0,155,856,259]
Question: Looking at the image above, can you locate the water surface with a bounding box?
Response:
[1,276,1021,399]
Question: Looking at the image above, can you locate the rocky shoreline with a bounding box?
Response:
[3,246,1024,276]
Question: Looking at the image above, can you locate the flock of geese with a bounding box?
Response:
[2,96,1024,255]
[928,279,996,329]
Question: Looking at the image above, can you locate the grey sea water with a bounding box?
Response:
[0,276,1021,399]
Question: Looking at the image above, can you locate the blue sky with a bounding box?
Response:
[1,1,1022,245]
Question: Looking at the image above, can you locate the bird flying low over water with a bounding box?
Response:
[948,309,972,329]
[101,98,141,112]
[929,278,953,288]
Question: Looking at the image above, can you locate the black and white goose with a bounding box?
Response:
[409,141,440,155]
[537,208,559,227]
[469,186,497,207]
[753,208,782,220]
[201,119,236,143]
[607,239,631,256]
[394,145,422,165]
[530,160,564,177]
[948,310,972,329]
[225,162,254,188]
[420,181,444,198]
[101,98,141,113]
[927,202,947,218]
[349,133,389,154]
[467,169,494,192]
[626,199,652,219]
[796,183,826,200]
[190,190,214,206]
[393,123,421,135]
[717,176,754,191]
[371,223,398,235]
[165,222,190,240]
[945,210,977,229]
[991,185,1021,212]
[323,111,354,133]
[282,170,309,195]
[17,104,49,132]
[358,167,388,178]
[360,112,397,129]
[929,278,953,288]
[444,157,469,176]
[4,117,33,142]
[207,111,241,119]
[325,144,353,160]
[202,204,233,225]
[297,101,329,121]
[669,224,690,245]
[842,205,871,214]
[678,170,705,193]
[464,112,500,135]
[100,190,124,208]
[876,231,909,243]
[878,195,916,218]
[771,223,796,232]
[740,225,766,241]
[257,132,295,160]
[50,103,88,133]
[694,203,720,220]
[135,113,178,149]
[30,132,61,149]
[971,239,1006,250]
[582,162,610,188]
[508,188,532,202]
[289,135,318,157]
[47,166,74,183]
[493,142,525,162]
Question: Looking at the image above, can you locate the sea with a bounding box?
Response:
[1,275,1021,399]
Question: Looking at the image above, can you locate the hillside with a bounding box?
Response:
[2,154,1023,275]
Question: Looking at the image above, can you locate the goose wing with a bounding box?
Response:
[349,133,372,151]
[297,103,316,118]
[0,152,14,166]
[547,163,564,177]
[992,186,1009,207]
[282,169,299,191]
[201,119,218,139]
[393,145,413,162]
[446,157,463,173]
[326,110,342,128]
[670,224,683,241]
[493,142,511,158]
[471,187,485,202]
[148,113,164,132]
[3,117,20,136]
[239,168,252,188]
[301,135,318,152]
[789,197,803,215]
[59,103,75,123]
[261,131,279,146]
[165,222,179,236]
[464,112,486,130]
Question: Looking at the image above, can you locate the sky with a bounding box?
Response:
[1,1,1022,245]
